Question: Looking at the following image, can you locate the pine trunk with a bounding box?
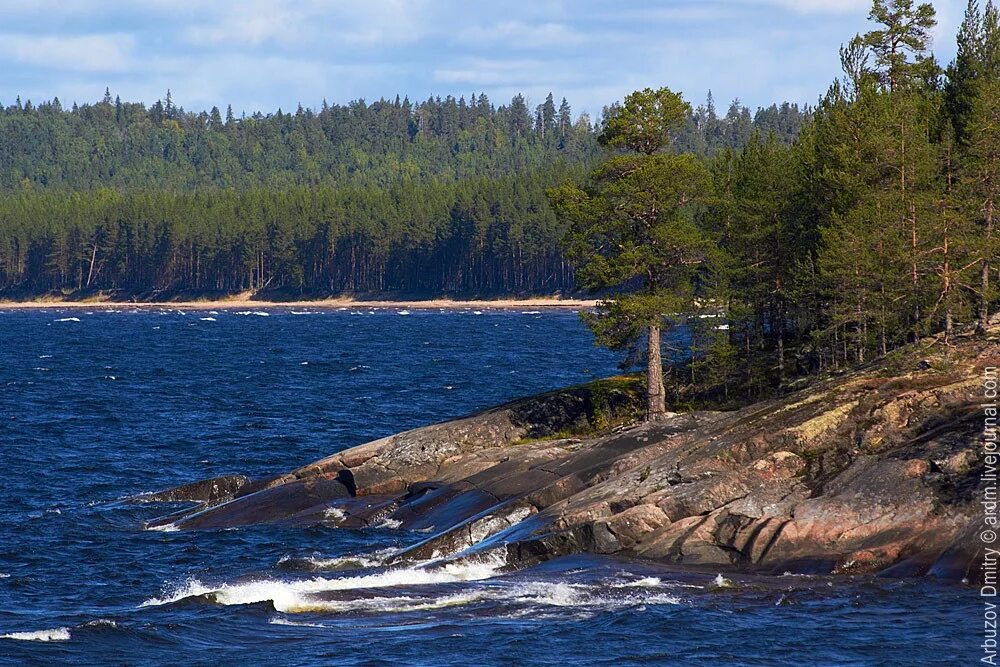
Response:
[646,323,666,421]
[980,199,994,333]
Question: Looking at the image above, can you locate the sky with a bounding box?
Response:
[0,0,969,119]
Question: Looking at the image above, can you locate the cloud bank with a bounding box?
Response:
[0,0,966,117]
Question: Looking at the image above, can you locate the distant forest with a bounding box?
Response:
[0,91,807,295]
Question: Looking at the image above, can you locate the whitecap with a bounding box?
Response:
[611,576,663,588]
[503,581,682,611]
[142,550,507,612]
[396,310,410,316]
[145,521,179,533]
[509,581,586,607]
[277,548,396,571]
[1,627,70,642]
[0,573,9,579]
[140,578,214,606]
[285,590,491,614]
[54,317,80,322]
[199,317,217,322]
[269,617,328,627]
[322,507,346,521]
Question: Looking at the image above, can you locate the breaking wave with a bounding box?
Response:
[2,627,71,642]
[142,551,508,611]
[141,549,683,617]
[277,548,397,571]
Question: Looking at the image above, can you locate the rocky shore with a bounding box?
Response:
[143,325,999,584]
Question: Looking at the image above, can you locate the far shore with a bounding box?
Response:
[0,296,598,311]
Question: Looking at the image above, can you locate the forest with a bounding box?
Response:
[0,89,804,295]
[554,0,1000,407]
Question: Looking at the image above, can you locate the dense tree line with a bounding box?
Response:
[0,92,595,191]
[0,87,805,295]
[0,90,804,192]
[0,171,581,295]
[557,0,1000,417]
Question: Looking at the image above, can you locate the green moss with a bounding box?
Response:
[586,375,645,431]
[512,375,644,446]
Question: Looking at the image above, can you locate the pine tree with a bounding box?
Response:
[963,77,1000,330]
[946,0,986,144]
[862,0,938,91]
[550,88,712,420]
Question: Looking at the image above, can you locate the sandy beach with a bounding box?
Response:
[0,296,598,311]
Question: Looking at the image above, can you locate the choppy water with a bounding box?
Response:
[0,307,977,665]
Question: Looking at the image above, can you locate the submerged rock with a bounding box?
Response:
[147,330,999,584]
[134,474,250,504]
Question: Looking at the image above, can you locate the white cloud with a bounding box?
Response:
[184,5,305,47]
[457,21,588,49]
[182,0,431,48]
[0,33,135,72]
[434,57,582,86]
[760,0,870,14]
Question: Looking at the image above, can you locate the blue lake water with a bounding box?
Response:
[0,307,977,665]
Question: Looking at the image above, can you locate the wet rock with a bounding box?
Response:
[135,474,250,504]
[149,328,1000,584]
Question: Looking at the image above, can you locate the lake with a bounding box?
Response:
[0,307,974,665]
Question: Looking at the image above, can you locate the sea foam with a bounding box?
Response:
[1,627,71,642]
[142,550,508,612]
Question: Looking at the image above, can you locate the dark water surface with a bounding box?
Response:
[0,307,976,665]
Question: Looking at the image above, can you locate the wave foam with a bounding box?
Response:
[322,507,346,522]
[277,548,396,571]
[610,576,663,588]
[142,550,507,612]
[145,522,179,533]
[269,617,327,627]
[1,627,71,642]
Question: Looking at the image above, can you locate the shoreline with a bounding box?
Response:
[0,296,598,311]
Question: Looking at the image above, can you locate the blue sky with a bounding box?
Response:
[0,0,967,118]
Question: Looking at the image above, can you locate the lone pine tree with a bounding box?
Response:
[550,88,712,420]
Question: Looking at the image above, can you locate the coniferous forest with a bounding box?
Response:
[551,0,1000,403]
[0,90,802,296]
